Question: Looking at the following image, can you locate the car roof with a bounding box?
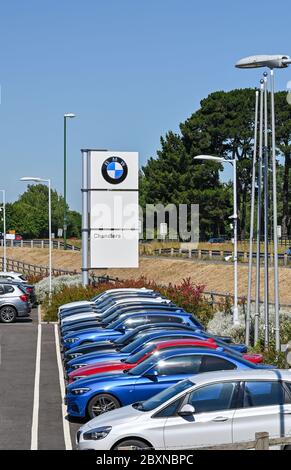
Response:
[147,347,245,361]
[155,338,217,350]
[119,311,190,321]
[188,369,291,386]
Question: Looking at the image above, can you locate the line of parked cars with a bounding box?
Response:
[0,271,36,322]
[58,287,291,450]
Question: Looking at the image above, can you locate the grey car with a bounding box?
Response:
[0,282,31,323]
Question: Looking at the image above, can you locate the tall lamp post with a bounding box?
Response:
[0,190,7,272]
[236,54,291,352]
[20,177,52,301]
[63,113,76,250]
[194,155,239,324]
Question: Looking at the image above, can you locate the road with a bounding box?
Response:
[0,308,81,450]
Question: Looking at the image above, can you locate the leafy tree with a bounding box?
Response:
[4,185,81,239]
[141,88,291,240]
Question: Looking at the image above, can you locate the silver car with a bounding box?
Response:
[0,282,31,323]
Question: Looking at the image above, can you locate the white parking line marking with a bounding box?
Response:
[54,324,72,450]
[30,322,41,450]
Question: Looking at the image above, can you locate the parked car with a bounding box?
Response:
[59,288,156,314]
[67,338,262,384]
[60,296,171,324]
[0,271,28,284]
[60,297,175,332]
[285,247,291,256]
[60,306,187,337]
[0,280,36,306]
[0,282,31,322]
[76,369,291,450]
[208,238,226,244]
[65,326,258,374]
[62,311,203,351]
[66,347,264,419]
[63,323,211,364]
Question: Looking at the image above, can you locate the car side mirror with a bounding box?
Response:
[178,404,195,417]
[143,370,159,381]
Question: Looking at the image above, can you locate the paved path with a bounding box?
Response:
[0,309,72,450]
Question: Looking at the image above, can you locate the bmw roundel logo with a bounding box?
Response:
[101,156,128,184]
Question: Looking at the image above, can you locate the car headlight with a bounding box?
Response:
[83,426,112,440]
[66,338,80,343]
[70,353,83,358]
[72,364,87,370]
[71,387,91,395]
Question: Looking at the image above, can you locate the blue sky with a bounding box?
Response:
[0,0,291,211]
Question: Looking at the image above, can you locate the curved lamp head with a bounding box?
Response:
[194,155,225,163]
[236,54,291,69]
[64,113,76,118]
[20,176,42,182]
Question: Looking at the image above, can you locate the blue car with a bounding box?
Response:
[63,321,239,363]
[66,347,260,419]
[63,322,209,363]
[62,311,203,350]
[60,305,186,336]
[65,328,250,375]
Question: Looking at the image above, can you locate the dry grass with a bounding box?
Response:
[1,247,290,305]
[0,247,81,272]
[94,258,291,305]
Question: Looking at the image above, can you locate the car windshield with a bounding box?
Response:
[128,352,163,375]
[120,335,153,353]
[104,317,123,330]
[124,344,157,364]
[135,379,194,412]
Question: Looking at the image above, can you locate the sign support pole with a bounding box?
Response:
[81,149,89,286]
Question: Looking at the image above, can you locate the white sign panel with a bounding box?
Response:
[89,151,138,190]
[90,191,139,230]
[6,234,15,240]
[159,222,168,236]
[88,150,139,268]
[90,230,139,268]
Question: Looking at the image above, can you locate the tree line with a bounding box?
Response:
[140,88,291,241]
[0,184,81,239]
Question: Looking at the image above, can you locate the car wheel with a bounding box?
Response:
[0,306,16,323]
[113,439,152,450]
[87,393,120,419]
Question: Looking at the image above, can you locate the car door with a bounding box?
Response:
[232,380,291,444]
[133,355,203,402]
[162,381,239,449]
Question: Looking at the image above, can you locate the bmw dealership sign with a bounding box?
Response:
[85,150,139,269]
[101,156,128,184]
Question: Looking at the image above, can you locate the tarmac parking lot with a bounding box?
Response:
[0,308,82,450]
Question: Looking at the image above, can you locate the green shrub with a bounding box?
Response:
[42,277,213,324]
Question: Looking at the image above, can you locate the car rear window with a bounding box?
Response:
[4,285,14,294]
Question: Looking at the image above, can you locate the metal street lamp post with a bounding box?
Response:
[0,190,7,272]
[246,90,259,345]
[236,54,291,352]
[63,113,76,250]
[194,155,239,324]
[20,177,52,301]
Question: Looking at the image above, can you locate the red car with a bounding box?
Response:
[68,338,263,383]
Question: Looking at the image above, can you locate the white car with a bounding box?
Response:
[61,297,171,325]
[58,288,154,314]
[77,369,291,450]
[0,271,28,284]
